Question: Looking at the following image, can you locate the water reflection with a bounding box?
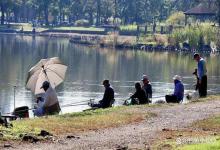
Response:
[0,34,220,114]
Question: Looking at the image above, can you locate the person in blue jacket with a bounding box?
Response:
[166,75,184,103]
[194,53,207,97]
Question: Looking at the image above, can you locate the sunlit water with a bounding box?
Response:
[0,34,220,114]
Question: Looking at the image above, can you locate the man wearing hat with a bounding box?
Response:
[194,53,207,97]
[165,75,184,103]
[142,75,152,102]
[91,80,114,108]
[41,81,61,115]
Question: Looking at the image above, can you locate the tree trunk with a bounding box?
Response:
[1,5,5,25]
[218,1,220,26]
[89,11,93,25]
[96,0,101,26]
[14,10,18,23]
[44,8,49,26]
[43,2,49,26]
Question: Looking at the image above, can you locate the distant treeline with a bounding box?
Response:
[0,0,219,26]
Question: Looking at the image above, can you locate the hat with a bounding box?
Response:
[173,75,182,81]
[193,53,200,59]
[102,80,110,85]
[141,75,149,81]
[40,81,50,89]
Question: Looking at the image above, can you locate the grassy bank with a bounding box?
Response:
[154,104,220,149]
[180,115,220,150]
[0,105,155,141]
[0,23,104,32]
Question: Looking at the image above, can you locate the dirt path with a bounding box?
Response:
[8,99,220,150]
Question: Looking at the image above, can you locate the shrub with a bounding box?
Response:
[120,24,137,31]
[107,17,122,25]
[170,23,218,49]
[166,11,185,25]
[74,19,90,27]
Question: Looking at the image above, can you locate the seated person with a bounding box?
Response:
[91,80,114,108]
[166,75,184,103]
[33,96,45,117]
[141,75,152,102]
[41,81,61,115]
[130,82,149,105]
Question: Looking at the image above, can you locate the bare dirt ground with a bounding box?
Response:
[5,98,220,150]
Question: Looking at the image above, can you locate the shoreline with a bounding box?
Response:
[1,95,220,149]
[0,32,219,53]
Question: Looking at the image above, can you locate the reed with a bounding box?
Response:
[170,23,218,49]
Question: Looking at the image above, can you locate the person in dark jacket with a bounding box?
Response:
[142,75,152,102]
[166,75,184,103]
[91,80,114,108]
[130,82,149,105]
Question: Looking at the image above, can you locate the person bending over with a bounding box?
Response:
[130,82,149,105]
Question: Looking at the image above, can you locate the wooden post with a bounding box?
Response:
[136,25,140,43]
[160,26,164,34]
[144,25,147,34]
[185,15,188,26]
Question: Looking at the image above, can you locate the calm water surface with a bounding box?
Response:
[0,34,220,114]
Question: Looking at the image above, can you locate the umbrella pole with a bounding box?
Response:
[13,86,16,110]
[43,67,50,83]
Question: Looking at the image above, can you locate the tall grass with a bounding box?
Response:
[120,24,137,31]
[170,23,218,48]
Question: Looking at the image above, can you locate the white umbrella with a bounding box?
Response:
[26,57,67,95]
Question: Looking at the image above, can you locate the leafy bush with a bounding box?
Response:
[166,11,185,25]
[170,23,218,48]
[107,17,122,25]
[120,24,137,31]
[74,19,90,27]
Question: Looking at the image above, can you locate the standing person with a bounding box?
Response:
[141,75,152,102]
[165,75,184,103]
[91,80,115,108]
[41,81,61,115]
[194,53,207,97]
[130,82,149,105]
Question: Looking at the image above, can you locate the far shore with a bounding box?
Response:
[0,31,219,53]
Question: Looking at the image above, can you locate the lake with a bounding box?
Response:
[0,34,220,114]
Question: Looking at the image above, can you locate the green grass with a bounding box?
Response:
[180,139,220,150]
[152,95,220,150]
[120,24,137,31]
[52,26,105,31]
[189,95,220,104]
[0,105,155,141]
[0,23,104,32]
[192,115,220,132]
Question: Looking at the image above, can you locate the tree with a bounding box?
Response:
[33,0,53,26]
[218,0,220,25]
[0,0,13,24]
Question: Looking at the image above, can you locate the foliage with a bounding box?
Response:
[0,0,205,26]
[74,19,90,27]
[107,17,122,25]
[170,23,218,48]
[166,11,185,25]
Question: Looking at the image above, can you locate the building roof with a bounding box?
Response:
[184,3,216,16]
